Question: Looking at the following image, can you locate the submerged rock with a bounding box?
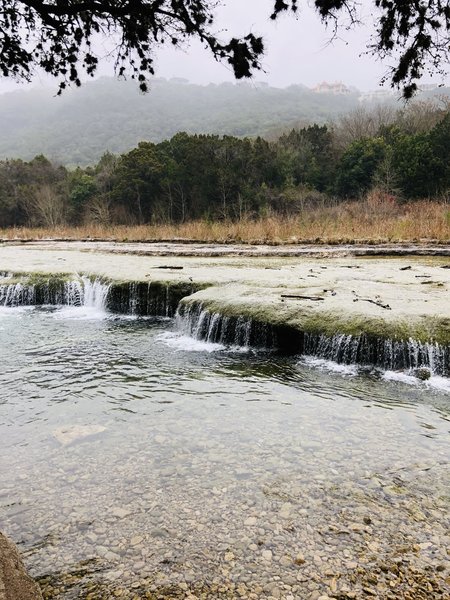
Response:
[52,425,106,446]
[414,367,432,380]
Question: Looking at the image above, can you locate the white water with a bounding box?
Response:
[301,356,359,376]
[0,275,110,314]
[52,277,110,320]
[176,303,268,349]
[177,302,449,380]
[1,276,449,381]
[157,331,226,353]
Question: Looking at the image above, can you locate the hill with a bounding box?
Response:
[0,78,364,166]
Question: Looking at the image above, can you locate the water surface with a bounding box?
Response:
[0,306,449,599]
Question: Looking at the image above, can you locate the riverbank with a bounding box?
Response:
[0,199,449,244]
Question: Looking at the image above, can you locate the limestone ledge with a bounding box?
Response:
[0,242,449,346]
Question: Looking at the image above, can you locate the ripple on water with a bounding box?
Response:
[0,307,449,599]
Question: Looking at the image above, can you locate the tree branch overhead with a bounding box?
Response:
[0,1,448,96]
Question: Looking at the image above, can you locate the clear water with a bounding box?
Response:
[0,306,449,599]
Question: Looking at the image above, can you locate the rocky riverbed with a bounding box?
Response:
[0,241,449,600]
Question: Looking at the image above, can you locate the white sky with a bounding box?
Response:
[0,0,446,94]
[153,0,387,90]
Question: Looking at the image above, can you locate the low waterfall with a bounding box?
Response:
[1,273,448,376]
[0,281,36,306]
[177,301,449,376]
[0,274,196,317]
[82,277,110,309]
[105,281,197,317]
[303,332,449,376]
[176,302,277,348]
[0,275,110,309]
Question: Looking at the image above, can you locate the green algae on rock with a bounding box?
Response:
[0,242,449,372]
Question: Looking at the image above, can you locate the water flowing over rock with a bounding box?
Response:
[306,332,449,376]
[1,272,449,376]
[177,301,449,376]
[176,302,277,348]
[105,281,196,317]
[0,275,109,309]
[0,274,195,317]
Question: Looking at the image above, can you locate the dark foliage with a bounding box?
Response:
[0,105,448,228]
[0,1,448,97]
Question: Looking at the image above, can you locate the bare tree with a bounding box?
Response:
[24,184,67,227]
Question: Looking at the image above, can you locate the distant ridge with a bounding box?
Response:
[0,77,446,166]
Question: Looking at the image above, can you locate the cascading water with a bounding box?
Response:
[105,280,196,317]
[81,277,110,310]
[176,302,276,349]
[176,301,449,377]
[1,273,448,376]
[0,274,110,310]
[0,281,36,306]
[0,274,195,318]
[302,332,449,376]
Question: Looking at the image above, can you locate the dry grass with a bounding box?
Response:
[1,199,449,244]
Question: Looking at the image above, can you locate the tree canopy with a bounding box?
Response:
[1,104,449,228]
[0,1,449,97]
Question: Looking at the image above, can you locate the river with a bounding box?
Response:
[0,303,449,599]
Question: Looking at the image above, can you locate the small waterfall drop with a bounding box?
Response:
[81,277,110,310]
[0,275,110,311]
[176,302,275,349]
[303,332,449,377]
[176,301,449,376]
[0,281,36,307]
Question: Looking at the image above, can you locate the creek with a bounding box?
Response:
[0,281,449,598]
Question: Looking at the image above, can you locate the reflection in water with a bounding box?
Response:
[0,307,449,599]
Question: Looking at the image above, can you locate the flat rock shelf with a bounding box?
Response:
[0,241,449,356]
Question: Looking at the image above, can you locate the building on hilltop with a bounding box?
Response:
[312,81,350,95]
[359,89,395,103]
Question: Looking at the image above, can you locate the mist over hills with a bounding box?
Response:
[0,77,446,167]
[0,78,363,166]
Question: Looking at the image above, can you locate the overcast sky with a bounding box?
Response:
[0,0,446,94]
[154,0,387,90]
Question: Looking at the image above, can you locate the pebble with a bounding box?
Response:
[130,535,143,546]
[2,329,448,600]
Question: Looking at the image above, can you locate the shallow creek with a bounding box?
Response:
[0,305,449,599]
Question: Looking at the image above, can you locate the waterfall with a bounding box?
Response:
[0,281,36,307]
[303,332,449,377]
[177,301,449,376]
[105,281,196,317]
[176,302,276,348]
[82,277,110,309]
[0,275,110,310]
[0,275,195,317]
[1,273,448,376]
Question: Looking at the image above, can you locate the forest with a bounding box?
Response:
[0,98,448,229]
[0,78,366,166]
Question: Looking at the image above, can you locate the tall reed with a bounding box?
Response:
[1,199,448,244]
